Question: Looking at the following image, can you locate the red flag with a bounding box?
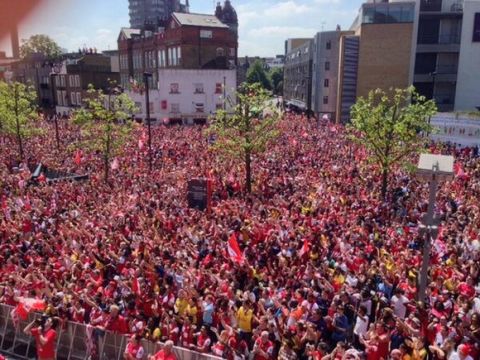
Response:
[11,298,46,326]
[38,173,46,183]
[454,163,466,178]
[299,239,310,257]
[74,150,82,166]
[227,233,244,264]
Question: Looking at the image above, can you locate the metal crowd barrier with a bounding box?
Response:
[0,304,222,360]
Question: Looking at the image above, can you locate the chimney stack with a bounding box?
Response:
[11,25,20,58]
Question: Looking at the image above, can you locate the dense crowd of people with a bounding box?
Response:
[0,114,479,360]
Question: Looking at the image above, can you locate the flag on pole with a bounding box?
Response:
[227,233,244,264]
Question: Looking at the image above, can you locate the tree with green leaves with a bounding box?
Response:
[269,67,284,95]
[72,83,138,182]
[246,60,272,90]
[209,83,280,193]
[349,86,437,199]
[0,81,38,160]
[20,34,62,60]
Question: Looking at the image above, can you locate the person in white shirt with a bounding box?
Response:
[353,305,369,348]
[391,288,410,320]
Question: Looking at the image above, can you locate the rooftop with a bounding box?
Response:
[172,12,228,28]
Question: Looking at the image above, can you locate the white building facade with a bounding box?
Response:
[127,68,236,124]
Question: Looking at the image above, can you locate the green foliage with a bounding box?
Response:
[20,34,62,60]
[269,67,284,95]
[72,83,138,182]
[246,60,272,90]
[0,81,39,159]
[210,83,281,192]
[348,86,437,198]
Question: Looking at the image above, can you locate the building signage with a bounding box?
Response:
[474,13,480,42]
[187,178,212,211]
[200,30,213,39]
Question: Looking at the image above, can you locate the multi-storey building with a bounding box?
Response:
[53,52,120,115]
[118,5,239,124]
[311,30,353,121]
[413,0,480,112]
[129,0,189,29]
[283,40,313,114]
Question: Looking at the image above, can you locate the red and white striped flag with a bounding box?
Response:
[11,297,46,327]
[299,239,310,257]
[227,233,244,264]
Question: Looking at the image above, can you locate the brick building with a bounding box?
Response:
[53,52,120,115]
[118,4,239,124]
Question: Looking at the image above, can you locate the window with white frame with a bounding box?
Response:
[194,83,204,94]
[177,46,181,64]
[71,92,76,105]
[75,75,80,87]
[57,90,62,106]
[60,76,66,87]
[170,83,179,94]
[69,75,74,87]
[76,92,82,105]
[171,103,180,113]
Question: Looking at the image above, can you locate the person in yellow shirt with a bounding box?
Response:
[186,296,198,325]
[236,301,256,345]
[174,290,188,317]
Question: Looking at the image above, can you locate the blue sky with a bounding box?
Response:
[0,0,364,57]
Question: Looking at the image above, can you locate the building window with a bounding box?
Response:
[76,92,82,105]
[55,77,60,87]
[171,103,180,113]
[326,40,332,50]
[71,92,76,105]
[215,83,223,94]
[75,75,81,87]
[60,76,66,87]
[69,75,74,87]
[325,61,330,71]
[323,96,329,105]
[200,30,213,39]
[170,83,179,94]
[194,103,205,113]
[57,90,62,106]
[229,48,235,57]
[135,102,142,112]
[194,83,204,94]
[324,79,329,87]
[177,47,181,65]
[216,103,223,110]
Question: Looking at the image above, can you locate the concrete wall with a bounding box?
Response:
[356,22,414,98]
[127,68,236,123]
[454,0,480,111]
[311,31,353,118]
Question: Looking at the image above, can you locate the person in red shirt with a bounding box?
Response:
[24,316,58,360]
[106,305,129,334]
[148,340,177,360]
[124,334,145,360]
[253,331,273,360]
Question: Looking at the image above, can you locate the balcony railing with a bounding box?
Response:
[436,65,458,74]
[418,34,461,45]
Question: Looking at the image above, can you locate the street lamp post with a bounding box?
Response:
[143,72,153,172]
[50,73,60,149]
[416,154,454,301]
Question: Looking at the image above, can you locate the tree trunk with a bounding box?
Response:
[245,149,252,193]
[104,154,109,183]
[381,167,388,200]
[14,84,24,161]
